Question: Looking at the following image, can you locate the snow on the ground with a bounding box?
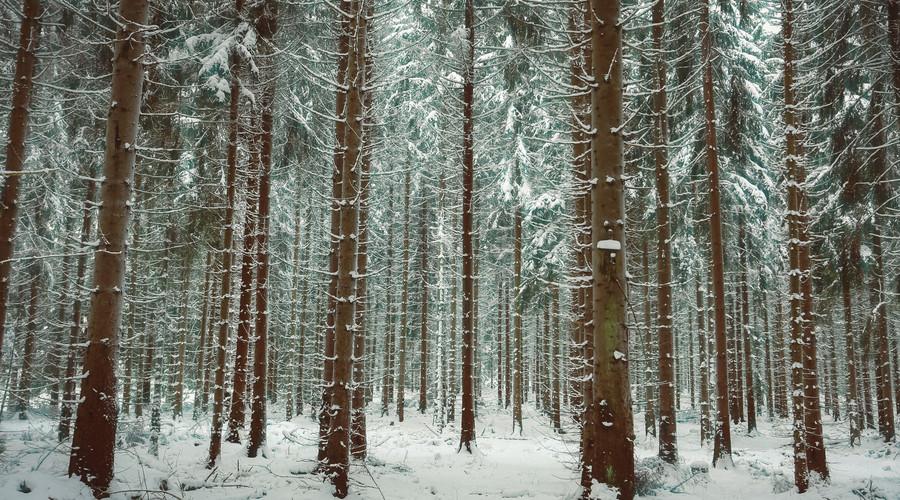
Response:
[0,401,898,499]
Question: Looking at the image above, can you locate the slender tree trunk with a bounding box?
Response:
[642,240,655,438]
[248,3,277,456]
[226,111,261,444]
[700,0,733,468]
[740,220,756,433]
[497,280,503,406]
[419,200,429,414]
[381,191,395,416]
[50,242,73,414]
[552,285,561,430]
[326,1,365,493]
[397,172,411,422]
[172,260,192,420]
[842,257,861,442]
[351,30,373,454]
[193,252,213,420]
[16,269,39,418]
[698,277,711,445]
[513,163,524,434]
[319,0,352,464]
[67,0,149,494]
[0,0,42,364]
[866,81,896,443]
[459,0,476,452]
[651,0,676,464]
[208,0,245,467]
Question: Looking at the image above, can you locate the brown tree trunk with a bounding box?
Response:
[700,0,733,468]
[497,279,504,406]
[459,0,476,452]
[762,293,773,420]
[325,1,365,494]
[842,256,861,441]
[67,0,149,494]
[551,285,561,430]
[351,26,373,454]
[740,220,756,433]
[651,0,676,464]
[193,252,213,420]
[642,240,656,438]
[208,0,245,467]
[588,1,634,497]
[247,2,277,457]
[172,259,192,420]
[418,200,429,414]
[397,172,411,422]
[226,110,261,444]
[380,190,395,416]
[16,269,39,418]
[697,277,711,445]
[50,241,73,414]
[513,162,524,434]
[866,81,896,443]
[318,0,352,464]
[0,0,42,365]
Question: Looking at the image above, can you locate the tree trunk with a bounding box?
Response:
[642,240,656,438]
[67,0,149,494]
[697,277,711,445]
[226,110,261,444]
[588,1,634,497]
[318,0,352,464]
[351,27,373,454]
[381,190,395,416]
[418,200,429,414]
[326,0,365,493]
[651,0,677,464]
[700,0,733,468]
[0,0,42,364]
[248,2,277,457]
[397,172,411,422]
[193,252,213,420]
[208,0,245,467]
[513,163,524,434]
[740,219,756,433]
[459,0,476,452]
[16,269,39,418]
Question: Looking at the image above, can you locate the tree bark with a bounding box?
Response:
[418,200,429,414]
[318,0,352,464]
[226,110,261,444]
[0,0,42,365]
[651,0,677,464]
[325,0,365,493]
[459,0,476,452]
[67,0,149,494]
[700,0,733,468]
[208,0,245,467]
[397,172,411,422]
[247,0,277,457]
[588,1,634,497]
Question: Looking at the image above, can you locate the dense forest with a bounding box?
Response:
[0,0,898,499]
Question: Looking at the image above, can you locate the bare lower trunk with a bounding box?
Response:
[68,1,149,494]
[700,0,733,468]
[459,0,476,452]
[588,1,634,497]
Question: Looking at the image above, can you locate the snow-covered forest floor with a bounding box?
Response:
[1,401,898,500]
